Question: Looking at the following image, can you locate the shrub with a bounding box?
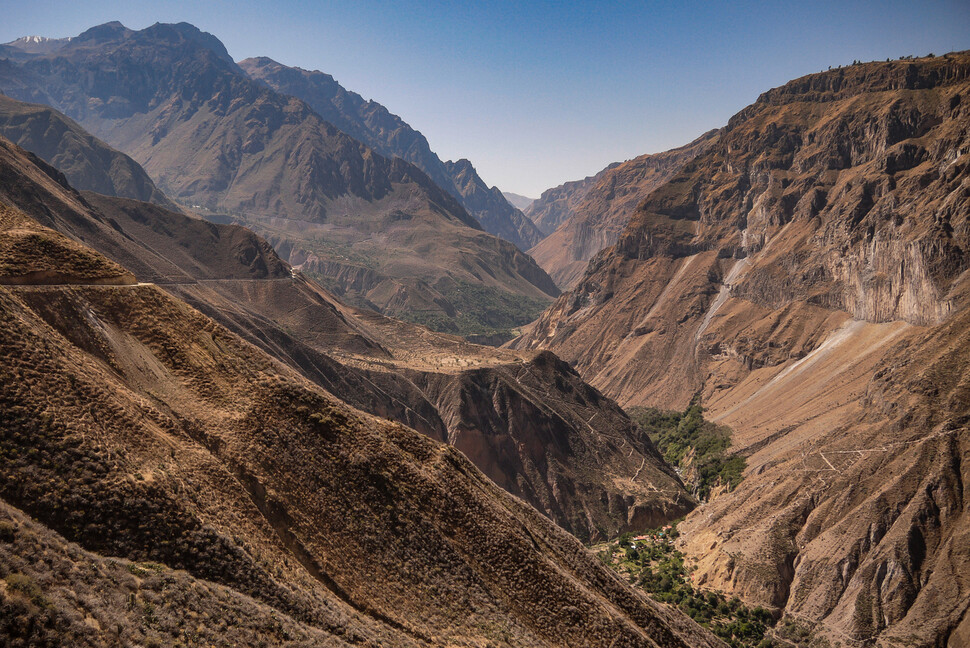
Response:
[0,521,15,543]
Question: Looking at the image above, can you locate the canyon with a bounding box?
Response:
[1,15,968,648]
[515,52,970,646]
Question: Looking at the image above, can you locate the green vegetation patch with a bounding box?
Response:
[628,396,745,500]
[595,525,774,648]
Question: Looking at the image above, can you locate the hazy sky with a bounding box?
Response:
[2,1,969,196]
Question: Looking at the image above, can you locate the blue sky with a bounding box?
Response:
[2,1,969,196]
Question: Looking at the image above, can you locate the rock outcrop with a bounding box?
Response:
[515,52,970,646]
[444,158,544,250]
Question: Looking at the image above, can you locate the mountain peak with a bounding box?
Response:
[10,35,62,45]
[74,21,131,44]
[141,22,236,66]
[4,34,73,56]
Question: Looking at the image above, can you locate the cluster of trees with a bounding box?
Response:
[628,397,745,500]
[600,528,775,648]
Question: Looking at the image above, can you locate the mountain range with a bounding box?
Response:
[0,22,557,340]
[239,56,544,252]
[2,16,969,648]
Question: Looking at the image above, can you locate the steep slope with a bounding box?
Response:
[0,93,178,210]
[239,56,545,251]
[78,196,693,543]
[516,53,970,646]
[0,136,721,648]
[0,22,558,338]
[525,162,620,235]
[0,129,689,541]
[528,131,717,288]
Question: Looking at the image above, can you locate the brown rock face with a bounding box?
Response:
[515,53,970,646]
[0,132,725,647]
[405,351,693,540]
[528,131,717,288]
[0,127,688,542]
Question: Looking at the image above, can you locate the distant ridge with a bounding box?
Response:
[240,56,545,251]
[502,191,536,211]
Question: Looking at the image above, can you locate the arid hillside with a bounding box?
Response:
[0,128,690,543]
[515,53,970,646]
[0,133,723,647]
[528,131,717,288]
[0,93,177,210]
[0,22,558,339]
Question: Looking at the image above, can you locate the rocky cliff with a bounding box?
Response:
[515,52,970,646]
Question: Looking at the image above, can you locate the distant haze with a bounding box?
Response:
[502,192,536,211]
[2,1,967,195]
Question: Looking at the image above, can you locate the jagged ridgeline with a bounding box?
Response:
[0,22,559,342]
[515,52,970,646]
